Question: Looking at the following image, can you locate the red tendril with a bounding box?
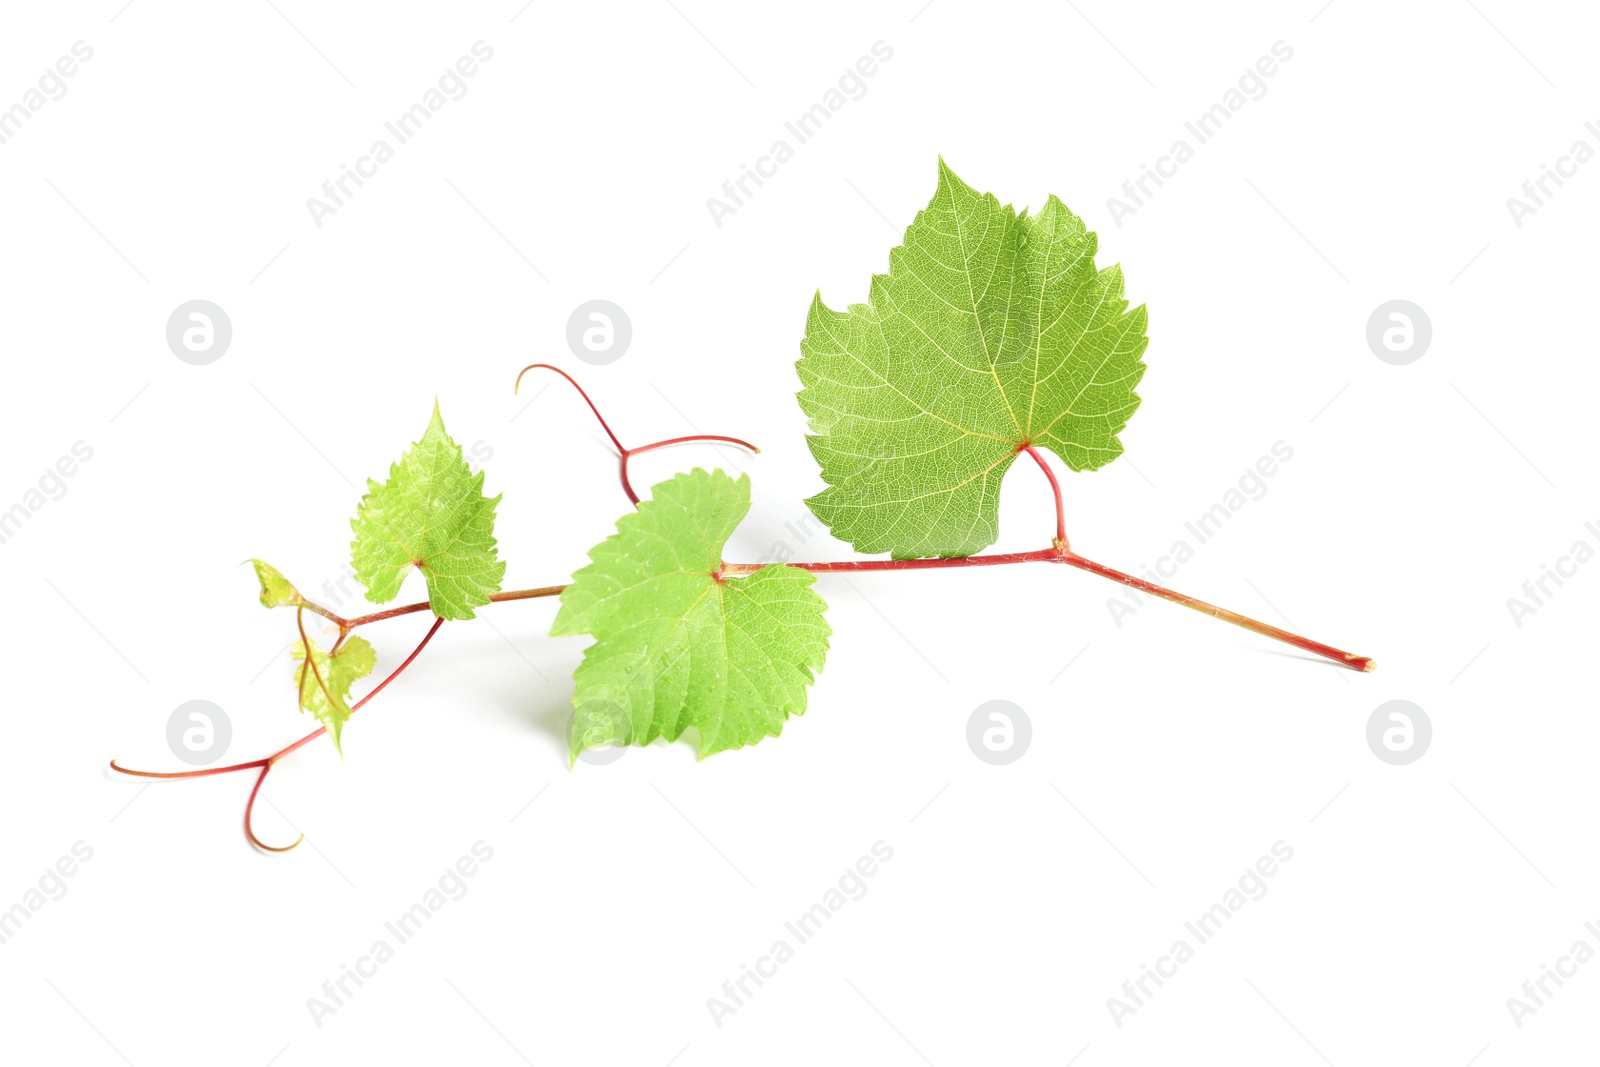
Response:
[515,363,759,504]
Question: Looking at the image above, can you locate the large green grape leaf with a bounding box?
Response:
[550,468,831,762]
[291,633,376,755]
[797,158,1148,558]
[350,402,505,620]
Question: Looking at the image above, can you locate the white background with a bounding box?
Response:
[0,1,1595,1064]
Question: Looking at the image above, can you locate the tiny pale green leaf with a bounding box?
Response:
[797,158,1148,558]
[551,468,831,761]
[350,402,505,621]
[291,633,377,754]
[248,559,302,608]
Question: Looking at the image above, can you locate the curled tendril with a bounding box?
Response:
[514,363,759,505]
[295,605,340,717]
[246,765,303,852]
[110,617,447,853]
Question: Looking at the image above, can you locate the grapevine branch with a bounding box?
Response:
[111,363,1371,852]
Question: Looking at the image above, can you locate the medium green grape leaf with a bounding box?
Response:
[248,559,302,608]
[350,402,505,621]
[797,158,1148,558]
[550,468,831,762]
[291,633,376,755]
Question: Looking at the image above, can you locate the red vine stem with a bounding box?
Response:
[714,437,1369,671]
[515,362,759,504]
[721,547,1372,671]
[290,584,569,634]
[1054,552,1371,670]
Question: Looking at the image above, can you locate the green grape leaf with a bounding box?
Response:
[797,158,1149,558]
[350,402,505,621]
[248,559,302,608]
[550,468,831,762]
[291,633,377,755]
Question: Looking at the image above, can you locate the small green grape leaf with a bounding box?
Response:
[291,633,377,755]
[551,468,831,762]
[248,559,302,608]
[350,401,505,621]
[797,158,1149,558]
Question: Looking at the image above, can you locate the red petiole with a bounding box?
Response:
[1022,445,1068,548]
